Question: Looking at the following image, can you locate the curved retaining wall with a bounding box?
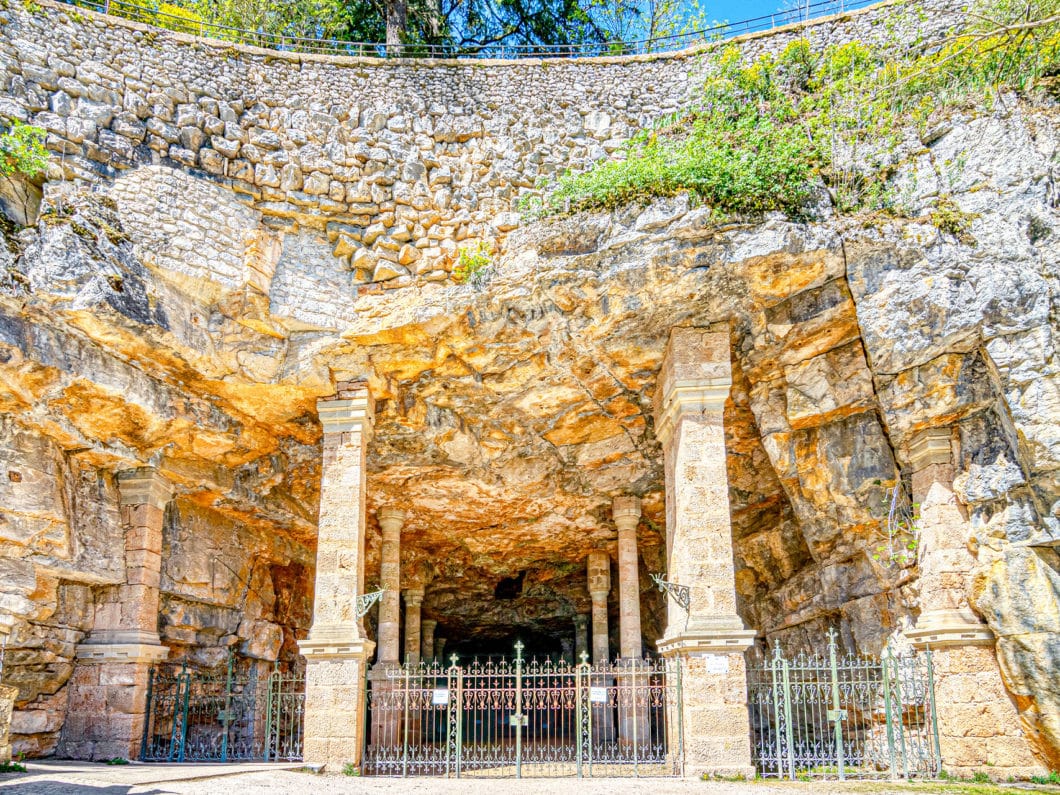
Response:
[0,0,962,290]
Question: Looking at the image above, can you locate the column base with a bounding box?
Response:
[658,626,756,779]
[911,631,1045,779]
[0,684,17,764]
[58,646,166,761]
[299,636,374,772]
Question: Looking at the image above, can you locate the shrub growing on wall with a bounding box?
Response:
[0,121,48,178]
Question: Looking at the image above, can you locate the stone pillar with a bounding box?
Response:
[370,506,406,751]
[904,428,1043,779]
[376,508,405,665]
[614,496,643,660]
[560,636,575,664]
[573,614,589,664]
[59,466,171,761]
[586,551,611,664]
[434,637,447,662]
[421,619,437,664]
[586,550,613,744]
[613,496,649,748]
[403,588,424,665]
[654,326,756,778]
[298,389,376,771]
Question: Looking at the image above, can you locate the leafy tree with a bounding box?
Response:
[0,122,48,179]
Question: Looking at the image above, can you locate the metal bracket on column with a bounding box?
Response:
[356,588,385,618]
[650,573,690,615]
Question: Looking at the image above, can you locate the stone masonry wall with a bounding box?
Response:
[0,0,963,296]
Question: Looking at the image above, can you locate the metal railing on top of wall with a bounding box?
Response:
[49,0,880,60]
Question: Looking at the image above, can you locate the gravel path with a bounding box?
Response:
[0,761,1044,795]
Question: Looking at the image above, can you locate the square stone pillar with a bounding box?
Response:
[58,466,172,761]
[904,428,1043,779]
[298,389,376,771]
[653,327,756,779]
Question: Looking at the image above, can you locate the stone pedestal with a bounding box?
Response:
[653,327,756,778]
[421,619,437,664]
[904,428,1043,779]
[59,467,172,761]
[0,683,17,763]
[300,390,376,771]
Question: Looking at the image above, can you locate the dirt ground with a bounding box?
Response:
[0,761,1055,795]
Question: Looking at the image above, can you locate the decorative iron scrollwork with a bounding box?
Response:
[649,572,690,614]
[356,588,385,618]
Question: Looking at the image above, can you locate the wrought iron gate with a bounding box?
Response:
[141,654,305,762]
[364,642,682,777]
[748,630,940,780]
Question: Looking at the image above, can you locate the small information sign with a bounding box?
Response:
[703,654,730,674]
[589,686,608,703]
[432,689,449,705]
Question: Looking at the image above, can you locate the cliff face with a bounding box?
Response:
[0,0,1057,767]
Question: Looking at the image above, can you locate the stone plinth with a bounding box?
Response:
[301,390,375,771]
[653,327,755,778]
[300,638,375,770]
[0,683,17,763]
[58,467,172,761]
[904,428,1043,779]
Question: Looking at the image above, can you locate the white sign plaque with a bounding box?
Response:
[701,654,730,673]
[589,686,608,703]
[432,689,450,705]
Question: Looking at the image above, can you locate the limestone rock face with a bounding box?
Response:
[0,0,1055,763]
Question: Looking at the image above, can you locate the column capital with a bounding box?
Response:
[404,587,424,607]
[653,327,732,447]
[612,495,642,531]
[75,642,169,664]
[906,427,953,470]
[421,618,437,632]
[117,467,173,509]
[317,390,374,439]
[573,613,588,629]
[907,609,994,649]
[378,506,406,535]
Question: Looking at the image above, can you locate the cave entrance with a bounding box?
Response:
[363,643,682,777]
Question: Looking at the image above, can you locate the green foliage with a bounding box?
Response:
[972,771,993,784]
[1030,770,1060,785]
[104,757,129,765]
[551,0,1060,218]
[0,760,27,773]
[930,196,979,244]
[342,762,359,776]
[453,240,492,285]
[0,121,48,178]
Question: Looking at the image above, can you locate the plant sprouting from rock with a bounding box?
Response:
[873,484,919,570]
[0,121,48,178]
[453,240,493,286]
[550,0,1060,217]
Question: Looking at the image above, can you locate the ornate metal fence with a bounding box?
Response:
[141,654,305,762]
[748,630,940,780]
[363,642,682,777]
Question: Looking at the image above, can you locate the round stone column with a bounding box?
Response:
[434,637,447,662]
[586,550,611,664]
[376,507,405,665]
[613,495,643,660]
[403,587,424,665]
[421,619,437,663]
[573,614,589,664]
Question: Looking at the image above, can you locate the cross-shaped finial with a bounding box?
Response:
[579,650,589,666]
